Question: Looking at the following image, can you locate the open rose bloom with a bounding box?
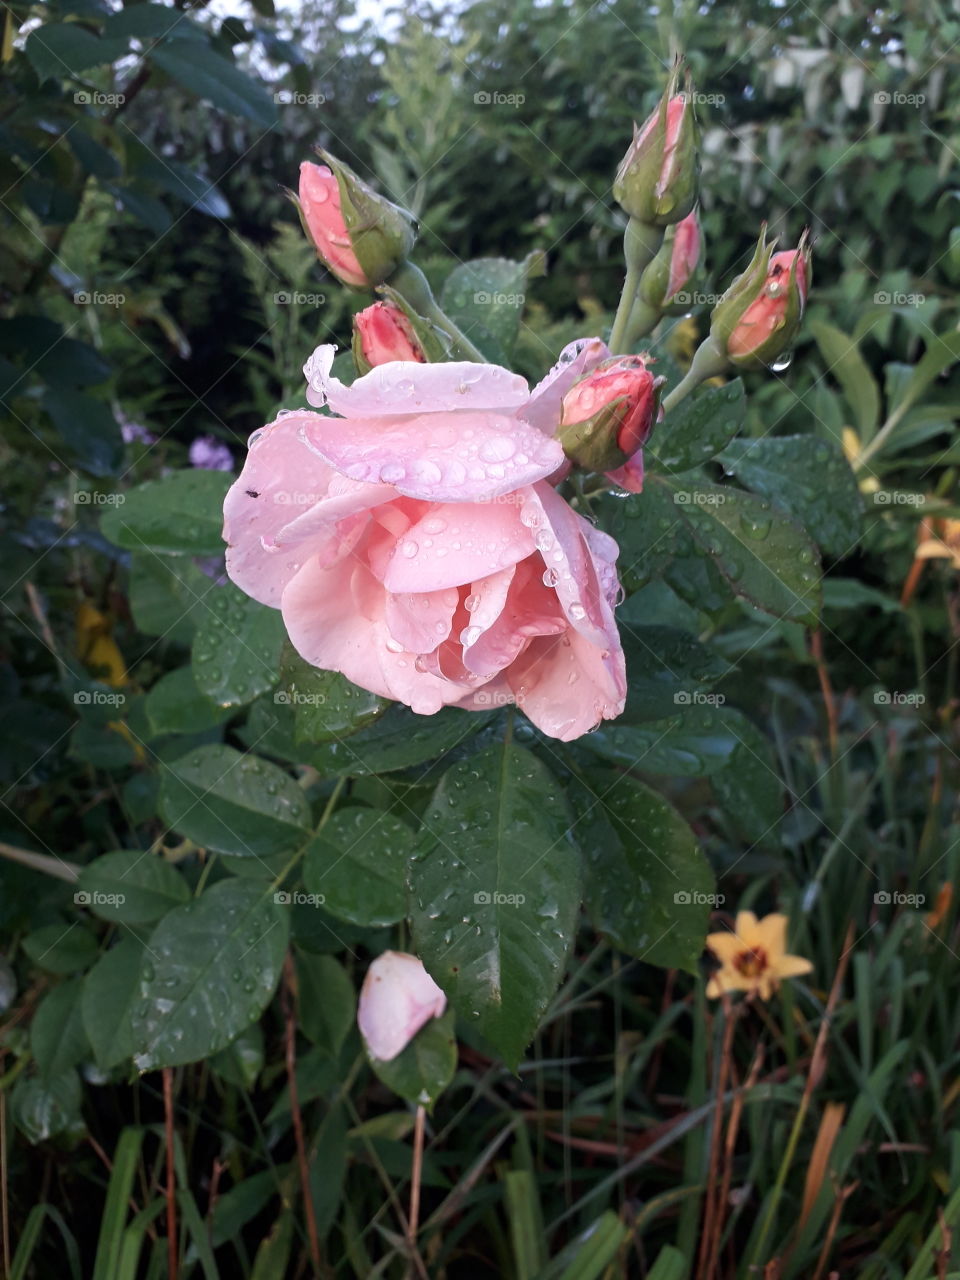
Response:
[223,339,628,740]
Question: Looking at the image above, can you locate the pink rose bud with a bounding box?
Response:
[297,153,416,289]
[712,226,811,369]
[352,301,427,373]
[613,65,699,226]
[637,209,703,314]
[357,951,447,1062]
[557,355,663,477]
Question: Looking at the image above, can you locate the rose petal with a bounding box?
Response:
[383,500,536,593]
[357,951,447,1062]
[508,627,627,741]
[300,409,564,504]
[462,559,565,678]
[524,482,609,644]
[385,586,460,653]
[304,343,530,417]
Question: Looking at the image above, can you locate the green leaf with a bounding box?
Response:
[409,743,580,1068]
[82,938,142,1071]
[593,482,693,593]
[657,476,821,625]
[439,253,544,361]
[150,42,278,127]
[619,626,728,722]
[11,1071,82,1144]
[101,470,233,555]
[102,4,206,40]
[145,667,233,736]
[159,745,311,859]
[809,320,880,439]
[585,703,742,776]
[128,553,219,642]
[77,850,191,924]
[368,1007,457,1110]
[295,951,355,1051]
[44,389,123,477]
[649,380,746,472]
[22,924,99,975]
[130,879,289,1069]
[890,329,960,423]
[31,980,89,1080]
[279,648,388,743]
[192,584,285,708]
[303,703,494,776]
[26,24,128,82]
[304,808,415,926]
[711,715,782,847]
[717,436,862,558]
[209,1023,264,1089]
[573,770,713,972]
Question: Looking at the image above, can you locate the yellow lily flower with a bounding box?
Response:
[915,518,960,571]
[706,910,812,1000]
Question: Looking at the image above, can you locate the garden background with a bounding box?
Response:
[3,0,960,1276]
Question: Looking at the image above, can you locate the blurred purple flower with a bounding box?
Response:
[119,414,155,445]
[189,435,233,471]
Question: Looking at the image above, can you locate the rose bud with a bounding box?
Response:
[557,355,664,488]
[638,208,703,313]
[711,226,811,369]
[357,951,447,1062]
[352,301,427,372]
[296,152,416,289]
[613,64,699,227]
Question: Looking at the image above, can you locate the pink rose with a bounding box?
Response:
[354,300,426,367]
[666,209,702,302]
[357,951,447,1061]
[222,340,627,740]
[298,161,368,288]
